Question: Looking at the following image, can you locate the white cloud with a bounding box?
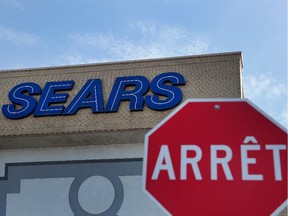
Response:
[2,0,27,12]
[63,54,109,66]
[243,74,287,100]
[65,21,209,64]
[70,32,114,48]
[243,73,287,128]
[0,25,40,46]
[129,20,156,34]
[280,105,288,129]
[9,0,26,12]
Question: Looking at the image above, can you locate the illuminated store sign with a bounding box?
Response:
[2,72,185,119]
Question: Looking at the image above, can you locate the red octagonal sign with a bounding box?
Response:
[143,99,287,216]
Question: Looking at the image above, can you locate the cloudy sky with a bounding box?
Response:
[0,0,287,127]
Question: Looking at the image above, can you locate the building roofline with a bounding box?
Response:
[0,51,243,73]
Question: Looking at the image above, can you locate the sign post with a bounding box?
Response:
[143,99,287,216]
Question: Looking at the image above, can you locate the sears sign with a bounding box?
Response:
[2,72,185,119]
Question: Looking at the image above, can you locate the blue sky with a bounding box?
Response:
[0,0,287,127]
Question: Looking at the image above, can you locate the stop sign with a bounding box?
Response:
[143,99,287,216]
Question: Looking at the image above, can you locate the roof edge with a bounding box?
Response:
[0,51,243,73]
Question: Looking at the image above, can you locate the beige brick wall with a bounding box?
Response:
[0,52,243,138]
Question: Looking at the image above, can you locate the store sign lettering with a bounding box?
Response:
[2,72,185,119]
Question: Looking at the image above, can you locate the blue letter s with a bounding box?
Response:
[146,72,185,110]
[2,82,41,119]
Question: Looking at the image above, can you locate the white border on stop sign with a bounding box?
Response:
[142,98,287,216]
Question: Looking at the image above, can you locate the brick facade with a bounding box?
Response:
[0,52,243,148]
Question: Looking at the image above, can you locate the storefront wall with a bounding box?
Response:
[0,52,252,216]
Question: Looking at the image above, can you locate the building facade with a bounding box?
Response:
[0,52,258,215]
